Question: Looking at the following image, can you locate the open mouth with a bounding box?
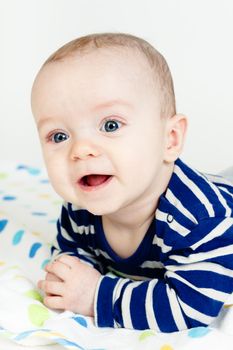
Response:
[79,174,112,187]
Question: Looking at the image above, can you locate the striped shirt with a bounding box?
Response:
[51,158,233,332]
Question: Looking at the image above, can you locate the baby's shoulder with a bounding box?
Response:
[165,159,233,223]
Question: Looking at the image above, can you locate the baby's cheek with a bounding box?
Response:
[46,166,68,197]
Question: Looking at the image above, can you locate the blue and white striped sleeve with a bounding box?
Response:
[50,203,104,272]
[94,217,233,331]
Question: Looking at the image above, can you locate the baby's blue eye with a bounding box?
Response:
[51,132,69,143]
[101,120,122,133]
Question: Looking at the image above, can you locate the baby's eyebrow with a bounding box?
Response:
[91,99,133,112]
[37,117,55,130]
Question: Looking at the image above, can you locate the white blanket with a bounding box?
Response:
[0,162,233,350]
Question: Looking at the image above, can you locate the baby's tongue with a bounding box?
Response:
[86,175,110,186]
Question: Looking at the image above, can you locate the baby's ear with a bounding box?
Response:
[164,114,188,163]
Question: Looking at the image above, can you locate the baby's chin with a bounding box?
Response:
[77,204,116,216]
[54,187,121,216]
[78,201,121,216]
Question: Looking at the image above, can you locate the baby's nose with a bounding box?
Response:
[70,139,101,160]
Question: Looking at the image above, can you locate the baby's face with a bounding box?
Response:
[31,48,169,215]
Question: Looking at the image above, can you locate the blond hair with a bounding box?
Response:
[43,32,176,118]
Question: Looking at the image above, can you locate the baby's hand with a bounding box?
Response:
[37,255,101,317]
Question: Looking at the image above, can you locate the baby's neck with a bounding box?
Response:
[101,186,165,259]
[102,196,157,235]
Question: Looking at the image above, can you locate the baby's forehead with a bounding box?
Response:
[38,46,158,95]
[47,45,155,79]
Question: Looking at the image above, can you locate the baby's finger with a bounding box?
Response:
[46,260,70,280]
[57,255,80,268]
[46,272,63,282]
[38,279,65,296]
[43,295,64,310]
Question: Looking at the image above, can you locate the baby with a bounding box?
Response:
[31,33,233,332]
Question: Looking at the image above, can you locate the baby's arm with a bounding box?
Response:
[94,217,233,331]
[38,202,104,315]
[50,202,104,273]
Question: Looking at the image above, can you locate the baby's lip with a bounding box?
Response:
[77,173,112,185]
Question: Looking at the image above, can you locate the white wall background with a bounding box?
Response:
[1,0,233,173]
